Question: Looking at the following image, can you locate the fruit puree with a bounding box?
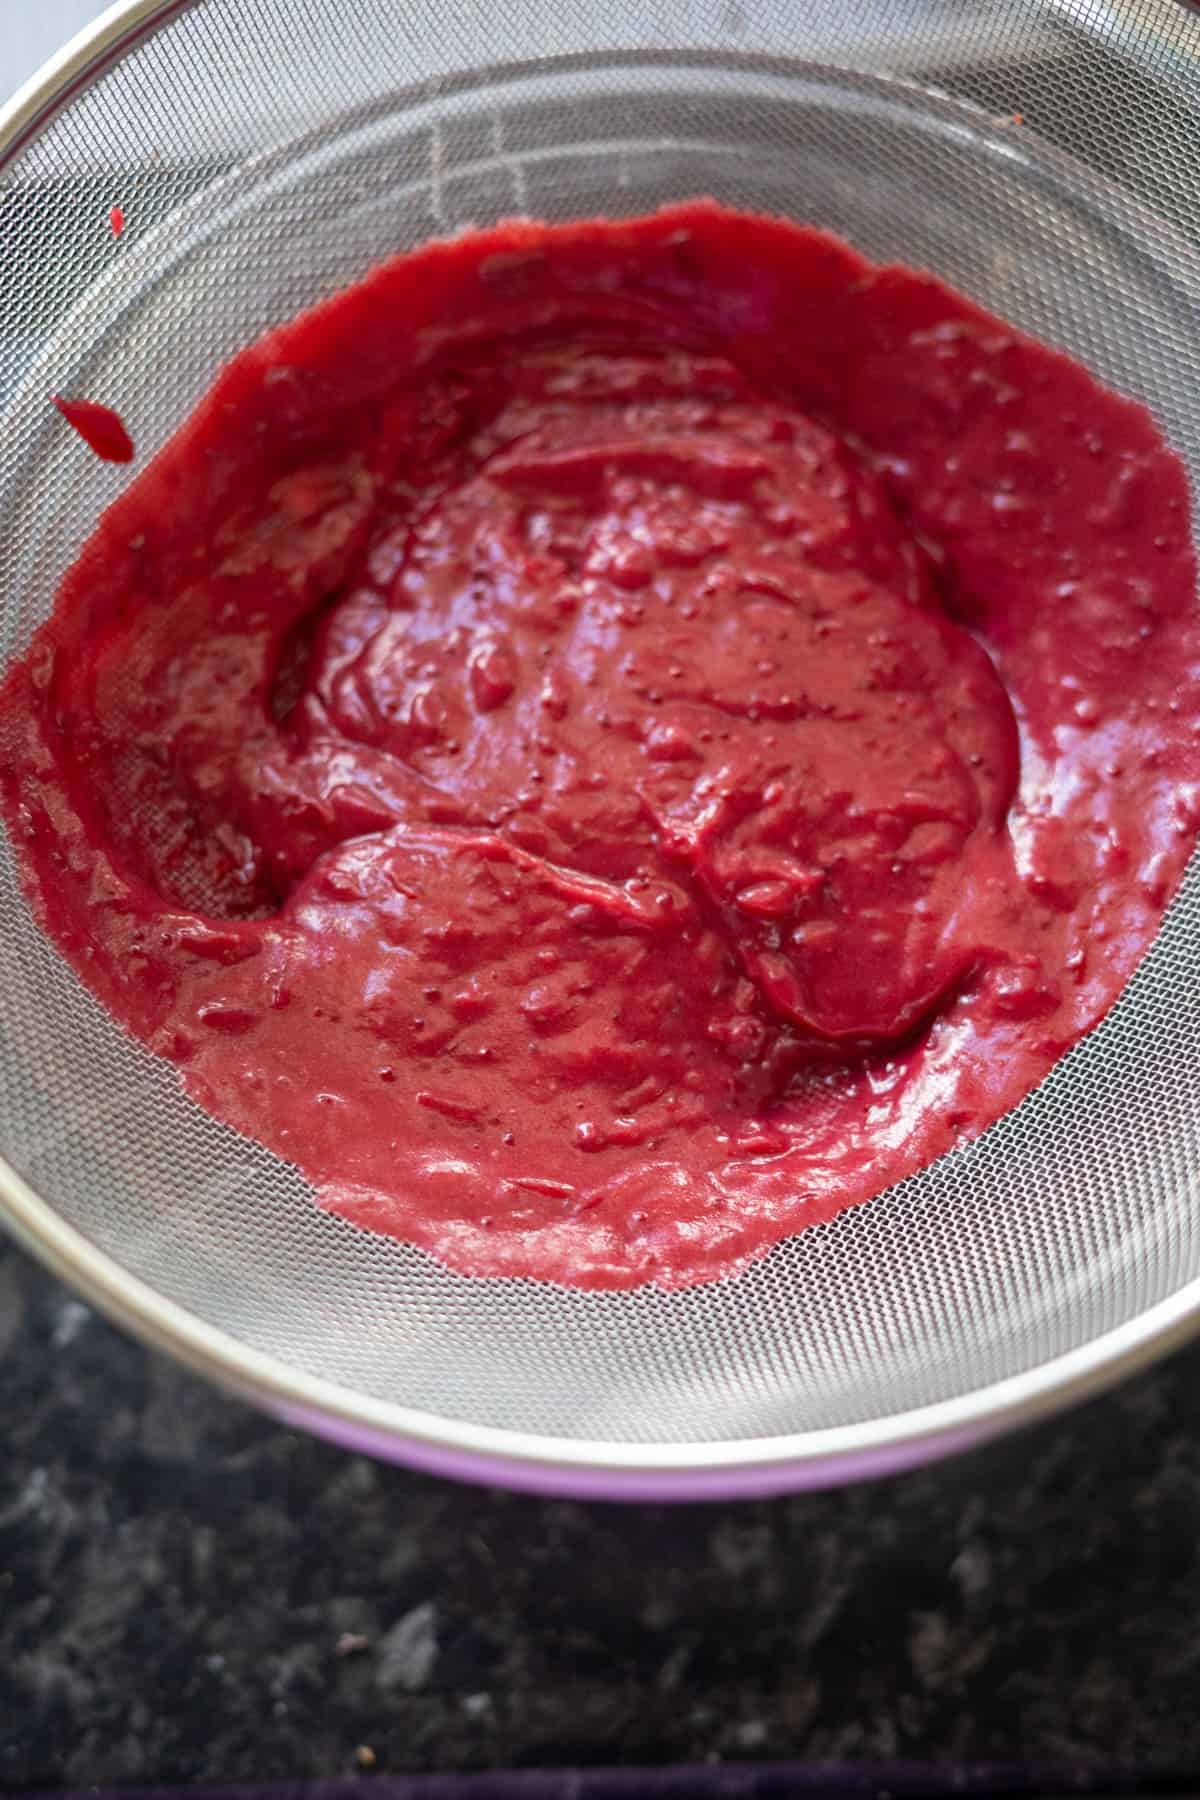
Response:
[3,202,1197,1288]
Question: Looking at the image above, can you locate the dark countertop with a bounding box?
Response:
[5,1238,1200,1789]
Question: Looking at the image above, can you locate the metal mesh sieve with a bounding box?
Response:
[0,0,1198,1498]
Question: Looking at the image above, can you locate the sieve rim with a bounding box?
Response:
[4,1141,1200,1497]
[4,0,1200,1497]
[0,0,197,169]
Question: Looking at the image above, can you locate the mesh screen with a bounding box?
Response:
[0,0,1198,1457]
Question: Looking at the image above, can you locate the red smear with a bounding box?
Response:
[51,395,134,464]
[108,204,125,238]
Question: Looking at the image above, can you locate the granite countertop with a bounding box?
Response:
[5,1235,1200,1790]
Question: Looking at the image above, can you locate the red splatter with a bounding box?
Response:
[108,204,125,238]
[51,395,134,464]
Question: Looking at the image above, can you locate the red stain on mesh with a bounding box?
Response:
[108,205,126,238]
[51,396,134,465]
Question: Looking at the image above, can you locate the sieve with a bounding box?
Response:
[0,0,1198,1501]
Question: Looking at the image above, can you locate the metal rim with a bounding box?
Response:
[2,0,1200,1499]
[0,0,196,167]
[4,1140,1200,1498]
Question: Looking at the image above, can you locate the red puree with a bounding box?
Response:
[52,395,134,464]
[5,203,1198,1289]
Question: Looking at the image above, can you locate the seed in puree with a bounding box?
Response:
[3,202,1197,1289]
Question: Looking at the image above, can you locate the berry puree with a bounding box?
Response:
[3,202,1198,1288]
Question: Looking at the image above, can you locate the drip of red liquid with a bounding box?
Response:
[108,204,125,238]
[52,395,134,464]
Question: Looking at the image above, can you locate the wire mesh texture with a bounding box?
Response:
[0,0,1198,1490]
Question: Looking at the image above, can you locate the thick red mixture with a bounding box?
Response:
[4,203,1197,1288]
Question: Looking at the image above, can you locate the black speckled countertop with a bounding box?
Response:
[4,1235,1200,1790]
